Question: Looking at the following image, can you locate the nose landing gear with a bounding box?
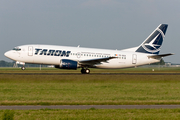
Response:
[81,68,90,74]
[21,66,26,70]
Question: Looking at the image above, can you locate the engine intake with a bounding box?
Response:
[55,59,78,70]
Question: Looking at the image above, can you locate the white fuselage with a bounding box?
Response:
[4,44,160,69]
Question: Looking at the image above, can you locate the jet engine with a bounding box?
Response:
[55,59,78,70]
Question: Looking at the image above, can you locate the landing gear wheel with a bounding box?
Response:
[81,68,85,74]
[85,69,90,74]
[81,68,90,74]
[21,66,26,70]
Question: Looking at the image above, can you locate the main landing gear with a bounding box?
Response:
[81,68,90,74]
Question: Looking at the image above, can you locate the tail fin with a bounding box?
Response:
[136,24,168,54]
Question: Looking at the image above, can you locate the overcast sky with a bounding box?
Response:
[0,0,180,63]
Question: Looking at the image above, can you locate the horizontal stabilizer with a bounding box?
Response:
[147,53,174,59]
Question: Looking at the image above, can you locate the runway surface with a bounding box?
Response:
[1,73,180,75]
[1,105,180,110]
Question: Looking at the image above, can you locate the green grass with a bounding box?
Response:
[1,67,180,73]
[0,72,180,105]
[1,68,180,119]
[1,109,180,120]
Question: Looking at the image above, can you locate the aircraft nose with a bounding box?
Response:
[4,51,11,58]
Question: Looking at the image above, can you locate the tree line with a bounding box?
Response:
[0,60,47,67]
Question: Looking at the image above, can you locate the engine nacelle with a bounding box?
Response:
[55,59,78,70]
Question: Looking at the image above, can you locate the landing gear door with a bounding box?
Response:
[28,46,33,56]
[132,54,137,64]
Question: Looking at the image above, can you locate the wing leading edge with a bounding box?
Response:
[79,57,116,66]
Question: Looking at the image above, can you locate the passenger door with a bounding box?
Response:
[28,46,33,56]
[132,54,137,64]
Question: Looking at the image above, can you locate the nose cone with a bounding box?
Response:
[4,51,12,59]
[4,51,9,57]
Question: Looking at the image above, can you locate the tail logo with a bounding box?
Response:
[141,28,165,53]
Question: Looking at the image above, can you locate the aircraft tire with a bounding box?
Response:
[81,68,86,74]
[21,66,26,70]
[81,68,90,74]
[85,69,90,74]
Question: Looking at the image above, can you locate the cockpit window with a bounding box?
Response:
[13,47,21,51]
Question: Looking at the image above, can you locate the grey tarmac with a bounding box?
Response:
[1,73,180,75]
[1,105,180,110]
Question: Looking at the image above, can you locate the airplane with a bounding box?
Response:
[4,24,173,74]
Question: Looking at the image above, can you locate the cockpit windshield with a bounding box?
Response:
[13,47,21,51]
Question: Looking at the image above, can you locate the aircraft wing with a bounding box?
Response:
[79,57,116,66]
[148,53,174,59]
